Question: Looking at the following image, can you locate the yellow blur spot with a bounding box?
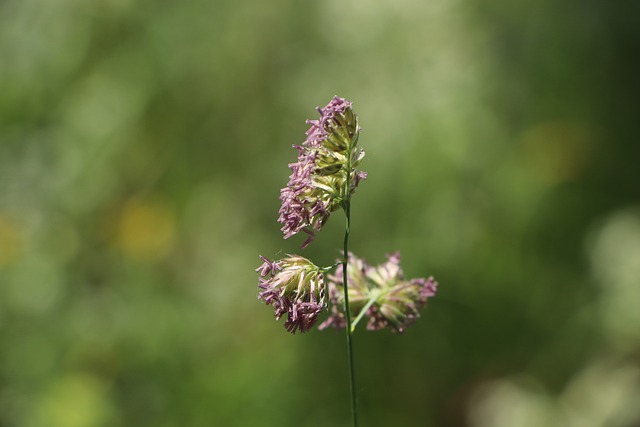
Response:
[520,121,595,185]
[36,373,112,427]
[0,215,22,267]
[112,197,176,261]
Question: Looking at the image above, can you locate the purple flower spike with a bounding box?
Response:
[257,255,326,334]
[278,96,366,248]
[319,252,439,334]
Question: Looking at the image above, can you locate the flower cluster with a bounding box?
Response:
[319,252,438,333]
[257,96,438,335]
[278,96,367,248]
[256,255,326,334]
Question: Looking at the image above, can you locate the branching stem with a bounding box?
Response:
[350,291,380,333]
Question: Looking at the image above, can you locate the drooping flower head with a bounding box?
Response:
[319,252,438,333]
[278,96,367,248]
[256,255,326,334]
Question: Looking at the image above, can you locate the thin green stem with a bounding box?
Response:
[342,200,358,427]
[341,121,360,427]
[321,262,342,273]
[350,291,381,333]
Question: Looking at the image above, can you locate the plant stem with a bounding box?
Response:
[342,199,358,427]
[350,291,381,333]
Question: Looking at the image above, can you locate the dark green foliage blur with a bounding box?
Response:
[1,0,639,426]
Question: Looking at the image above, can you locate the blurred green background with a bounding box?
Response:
[1,0,639,426]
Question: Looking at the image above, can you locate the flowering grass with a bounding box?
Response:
[257,96,438,426]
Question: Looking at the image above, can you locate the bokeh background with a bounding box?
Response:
[1,0,639,426]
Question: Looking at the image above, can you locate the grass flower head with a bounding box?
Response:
[278,96,367,248]
[319,252,438,333]
[256,255,327,334]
